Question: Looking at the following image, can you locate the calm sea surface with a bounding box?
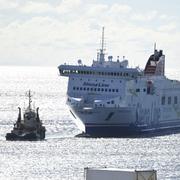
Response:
[0,66,180,180]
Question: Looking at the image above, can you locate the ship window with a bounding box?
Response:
[84,87,86,90]
[91,88,93,91]
[87,88,89,91]
[94,88,96,91]
[111,80,113,82]
[112,89,115,92]
[136,89,140,92]
[116,89,118,92]
[73,87,75,90]
[109,89,111,92]
[80,87,82,90]
[168,97,171,104]
[101,88,104,92]
[111,100,114,104]
[77,87,79,90]
[107,102,110,104]
[117,72,119,76]
[98,88,100,91]
[143,88,146,92]
[161,96,165,105]
[114,72,116,76]
[108,72,111,75]
[174,96,178,104]
[105,89,107,92]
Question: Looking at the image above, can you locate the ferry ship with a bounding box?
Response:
[58,27,180,137]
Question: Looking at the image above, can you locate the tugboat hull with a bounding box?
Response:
[6,130,45,141]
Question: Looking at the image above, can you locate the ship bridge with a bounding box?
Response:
[58,64,140,79]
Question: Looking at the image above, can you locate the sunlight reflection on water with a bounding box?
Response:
[0,66,180,179]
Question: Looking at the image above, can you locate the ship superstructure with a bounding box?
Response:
[58,28,180,137]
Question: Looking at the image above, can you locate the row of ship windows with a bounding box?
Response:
[73,87,119,93]
[72,78,122,83]
[62,70,134,77]
[161,96,178,105]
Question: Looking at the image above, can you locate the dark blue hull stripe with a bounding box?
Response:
[84,121,180,137]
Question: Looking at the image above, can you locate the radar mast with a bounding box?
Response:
[27,90,32,110]
[154,42,157,53]
[99,27,105,63]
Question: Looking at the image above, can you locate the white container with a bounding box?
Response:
[84,168,157,180]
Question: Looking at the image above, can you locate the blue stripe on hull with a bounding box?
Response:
[85,125,141,137]
[85,124,180,137]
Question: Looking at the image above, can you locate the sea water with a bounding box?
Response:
[0,66,180,180]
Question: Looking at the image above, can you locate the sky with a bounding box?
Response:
[0,0,180,69]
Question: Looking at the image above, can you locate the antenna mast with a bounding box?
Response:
[28,90,32,110]
[99,27,105,62]
[154,42,156,53]
[101,26,105,53]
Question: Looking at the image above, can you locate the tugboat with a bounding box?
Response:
[6,90,46,141]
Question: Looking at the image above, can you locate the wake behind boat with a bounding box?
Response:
[58,27,180,137]
[6,90,46,141]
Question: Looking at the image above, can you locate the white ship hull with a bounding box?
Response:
[70,105,138,137]
[69,102,180,137]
